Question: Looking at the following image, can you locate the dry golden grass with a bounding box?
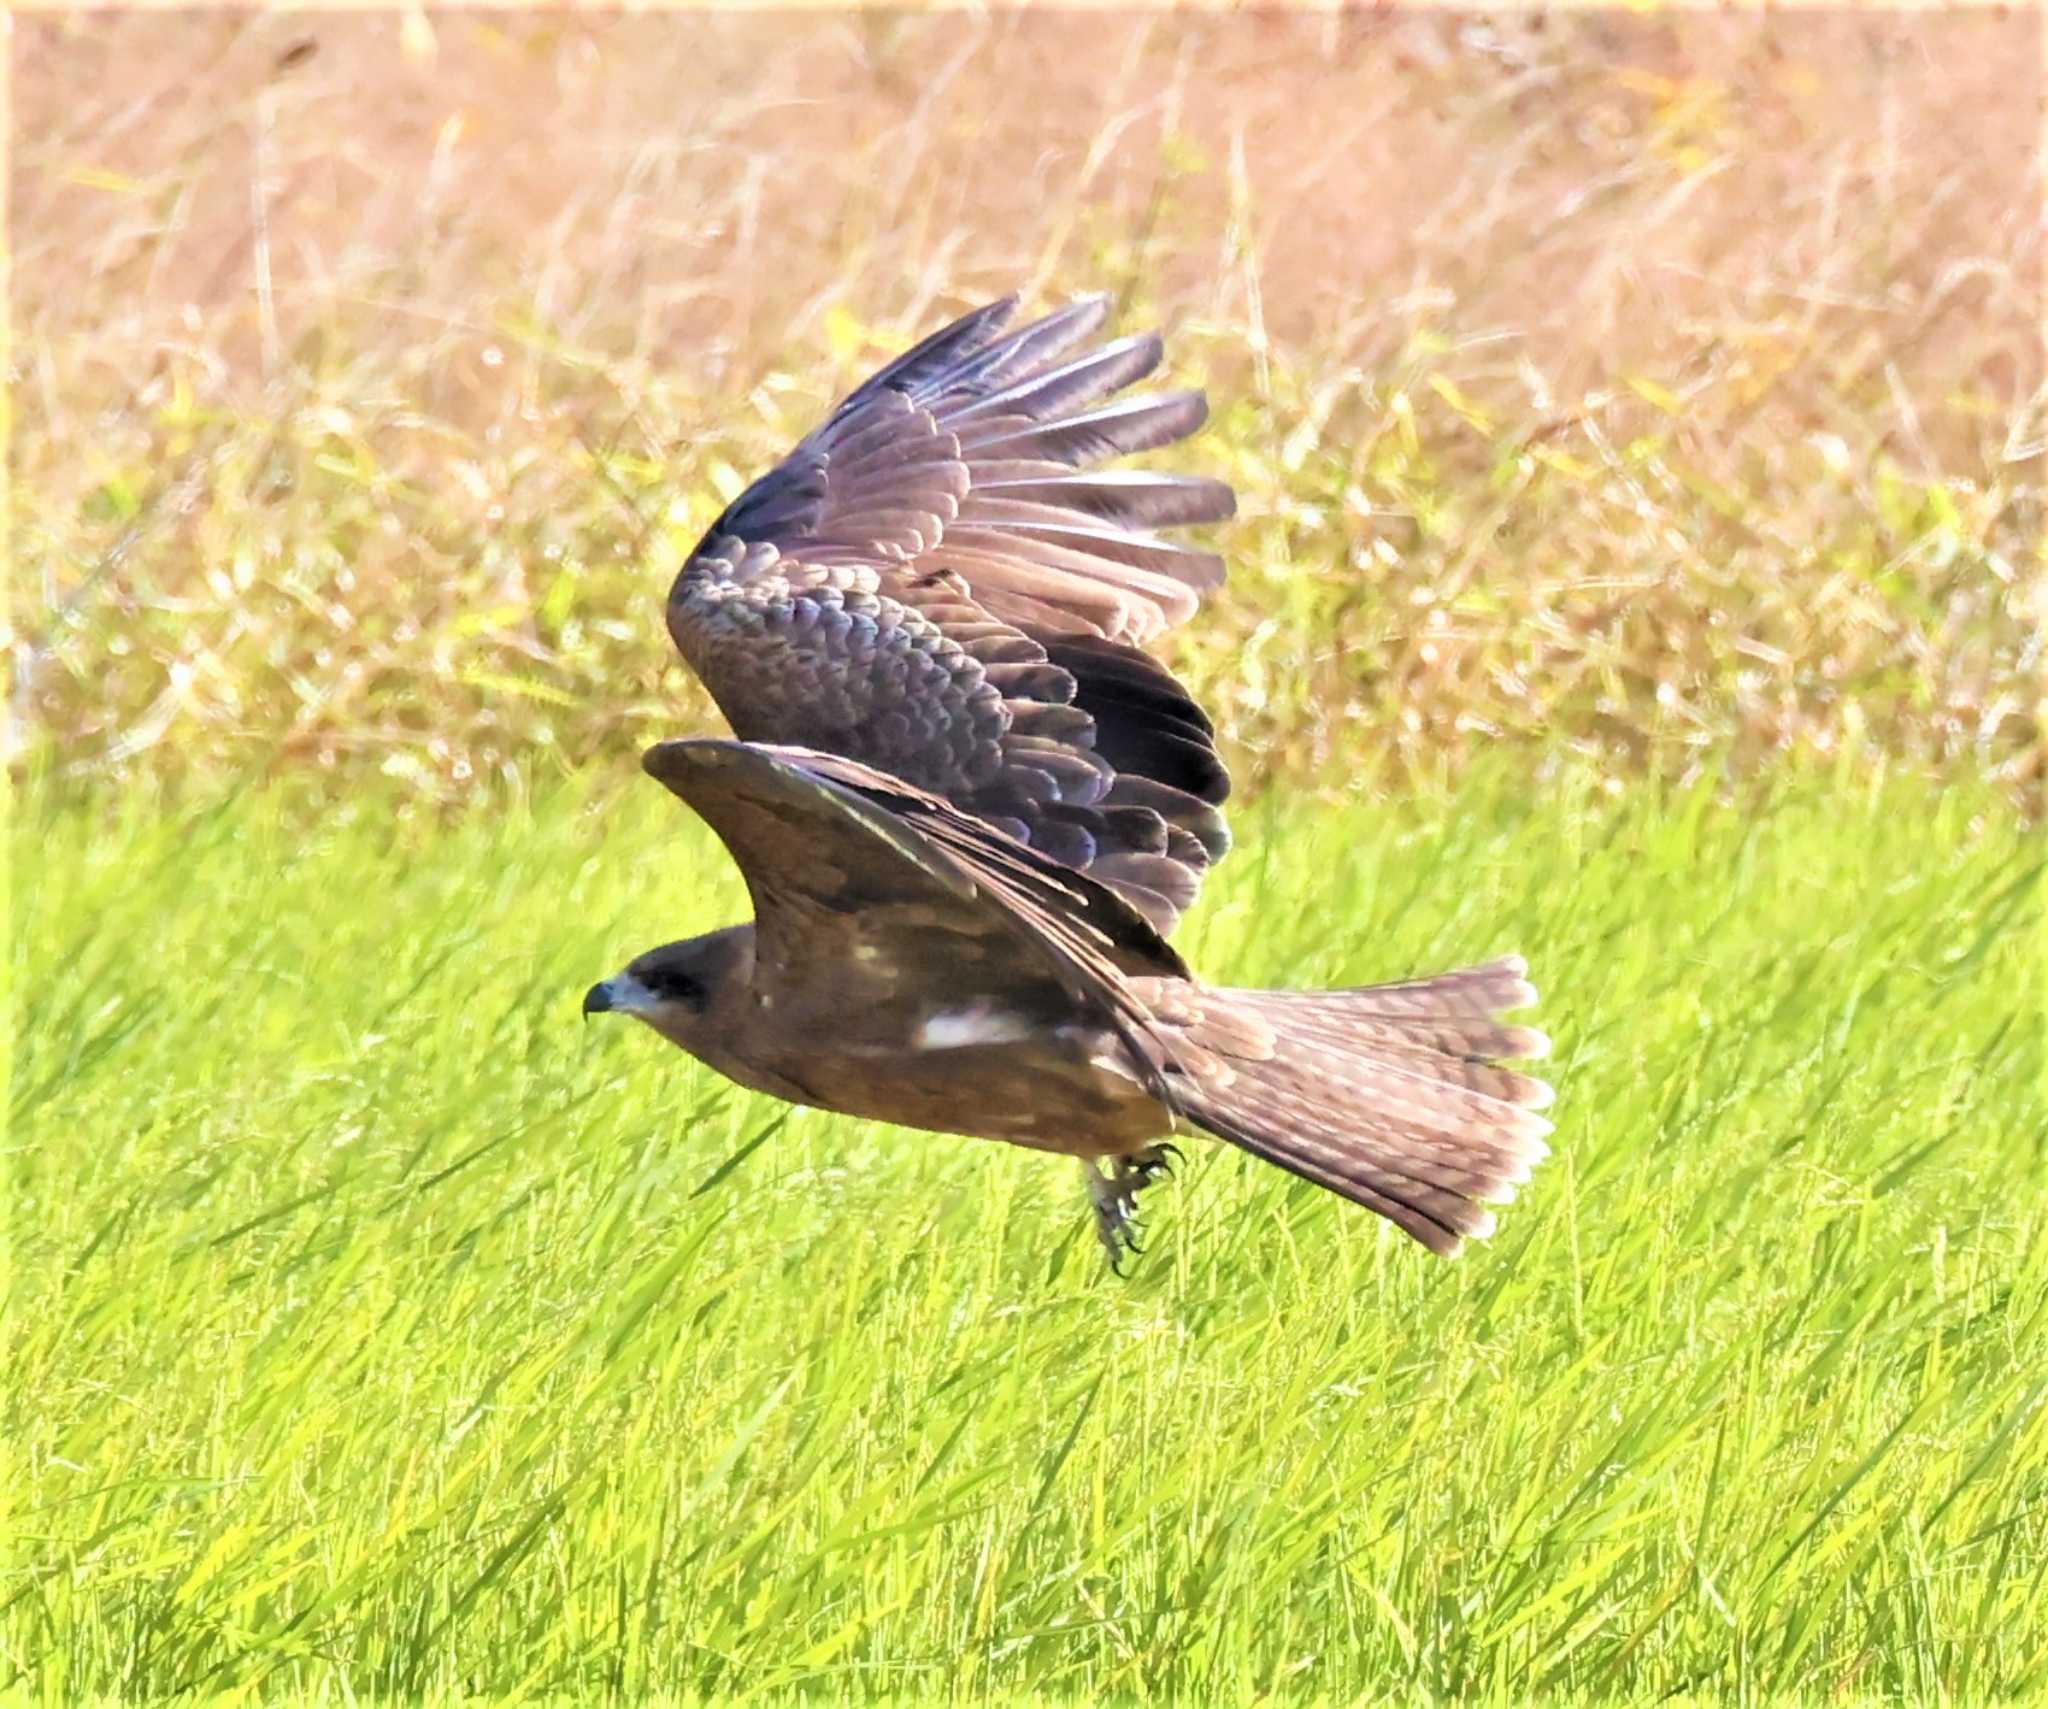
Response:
[11,8,2043,803]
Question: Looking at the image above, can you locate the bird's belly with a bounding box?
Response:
[749,1026,1170,1157]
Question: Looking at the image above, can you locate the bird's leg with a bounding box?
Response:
[1082,1144,1184,1273]
[1084,1159,1141,1271]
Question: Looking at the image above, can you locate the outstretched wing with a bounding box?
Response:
[641,738,1186,1088]
[665,295,1235,936]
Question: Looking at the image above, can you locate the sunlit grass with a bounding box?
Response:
[9,764,2043,1703]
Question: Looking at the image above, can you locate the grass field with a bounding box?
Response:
[9,763,2043,1704]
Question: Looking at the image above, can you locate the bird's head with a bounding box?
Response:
[584,925,753,1055]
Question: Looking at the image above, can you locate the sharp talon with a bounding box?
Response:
[1083,1153,1167,1275]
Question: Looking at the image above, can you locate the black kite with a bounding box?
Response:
[585,296,1552,1266]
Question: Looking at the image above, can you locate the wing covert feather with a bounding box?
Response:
[641,739,1185,1086]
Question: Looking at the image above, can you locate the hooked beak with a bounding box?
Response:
[584,970,659,1020]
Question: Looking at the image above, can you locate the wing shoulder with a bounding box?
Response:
[642,739,1189,990]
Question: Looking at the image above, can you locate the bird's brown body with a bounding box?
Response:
[629,923,1166,1157]
[585,293,1556,1266]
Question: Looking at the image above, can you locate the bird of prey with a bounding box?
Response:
[585,293,1553,1267]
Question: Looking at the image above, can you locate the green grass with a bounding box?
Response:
[8,764,2045,1705]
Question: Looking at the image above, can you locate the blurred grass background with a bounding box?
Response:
[10,7,2042,805]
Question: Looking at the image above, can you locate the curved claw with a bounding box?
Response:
[1084,1152,1173,1275]
[1127,1144,1180,1186]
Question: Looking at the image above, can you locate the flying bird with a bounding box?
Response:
[585,293,1553,1266]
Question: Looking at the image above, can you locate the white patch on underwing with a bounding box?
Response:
[915,1005,1037,1049]
[1088,1052,1148,1087]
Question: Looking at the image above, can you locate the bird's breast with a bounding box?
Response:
[728,991,1167,1157]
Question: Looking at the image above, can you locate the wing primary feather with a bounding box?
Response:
[818,397,940,465]
[829,296,1018,419]
[958,520,1227,588]
[958,391,1210,464]
[972,471,1238,527]
[942,333,1167,428]
[912,295,1113,405]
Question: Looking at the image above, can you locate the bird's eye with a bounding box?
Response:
[657,972,706,1012]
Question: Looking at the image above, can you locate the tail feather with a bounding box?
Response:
[1154,957,1554,1257]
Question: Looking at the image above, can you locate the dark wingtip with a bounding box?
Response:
[641,738,734,793]
[641,742,685,784]
[965,292,1022,336]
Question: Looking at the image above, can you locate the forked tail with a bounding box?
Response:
[1155,956,1554,1255]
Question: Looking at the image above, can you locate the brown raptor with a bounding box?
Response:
[584,294,1553,1267]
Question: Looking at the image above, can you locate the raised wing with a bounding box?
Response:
[665,295,1235,936]
[640,738,1187,1089]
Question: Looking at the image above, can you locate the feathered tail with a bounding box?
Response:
[1150,956,1554,1255]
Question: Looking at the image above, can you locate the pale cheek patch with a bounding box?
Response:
[605,972,663,1014]
[915,1006,1037,1050]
